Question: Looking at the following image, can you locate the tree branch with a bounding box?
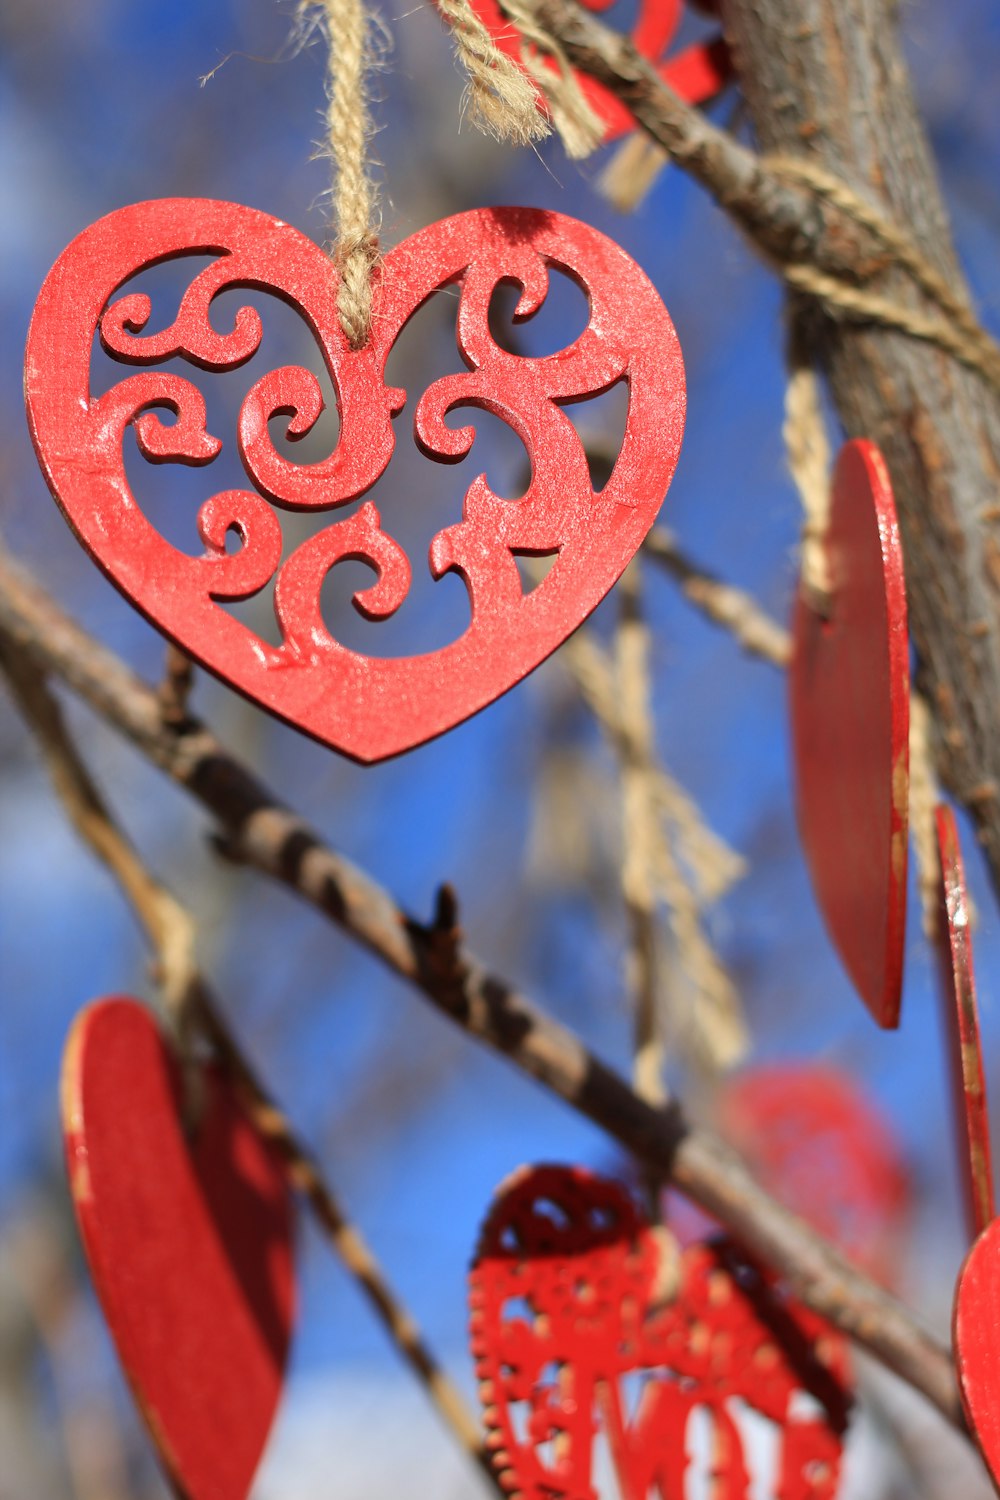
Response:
[0,549,964,1432]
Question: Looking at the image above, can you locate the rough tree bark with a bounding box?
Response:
[719,0,1000,880]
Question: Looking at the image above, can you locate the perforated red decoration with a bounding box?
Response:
[720,1065,911,1287]
[470,1165,852,1500]
[450,0,730,142]
[789,438,910,1028]
[26,200,685,762]
[936,805,995,1243]
[61,998,295,1500]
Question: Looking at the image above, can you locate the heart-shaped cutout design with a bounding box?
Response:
[26,201,685,762]
[450,0,730,141]
[789,438,910,1028]
[955,1218,1000,1493]
[61,998,295,1500]
[470,1165,852,1500]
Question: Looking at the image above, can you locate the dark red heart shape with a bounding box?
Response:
[26,201,685,761]
[61,998,295,1500]
[789,438,910,1027]
[470,1164,852,1500]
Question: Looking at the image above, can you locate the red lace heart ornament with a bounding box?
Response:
[470,1165,852,1500]
[720,1065,910,1287]
[789,439,910,1027]
[452,0,730,141]
[61,998,295,1500]
[26,201,685,762]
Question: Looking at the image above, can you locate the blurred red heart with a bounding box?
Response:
[789,438,910,1027]
[61,998,294,1500]
[719,1064,910,1287]
[470,1165,852,1500]
[26,200,685,762]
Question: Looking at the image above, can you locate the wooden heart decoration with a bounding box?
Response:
[25,201,685,762]
[470,1165,852,1500]
[451,0,730,142]
[935,804,995,1242]
[955,1218,1000,1493]
[789,438,910,1028]
[61,998,295,1500]
[721,1064,910,1286]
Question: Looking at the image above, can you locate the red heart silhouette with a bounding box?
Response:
[25,201,685,762]
[720,1065,910,1286]
[470,1165,852,1500]
[61,998,295,1500]
[453,0,730,141]
[789,439,910,1028]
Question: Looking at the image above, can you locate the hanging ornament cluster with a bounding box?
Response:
[22,0,1000,1490]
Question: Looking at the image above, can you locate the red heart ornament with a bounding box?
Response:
[61,998,295,1500]
[955,1218,1000,1493]
[25,201,685,762]
[452,0,730,141]
[789,438,910,1028]
[720,1065,910,1286]
[935,804,995,1243]
[470,1165,852,1500]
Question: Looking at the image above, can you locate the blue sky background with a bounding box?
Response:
[2,1,1000,1495]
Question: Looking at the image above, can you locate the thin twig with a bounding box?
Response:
[643,527,791,667]
[157,644,195,731]
[0,550,964,1432]
[0,631,495,1488]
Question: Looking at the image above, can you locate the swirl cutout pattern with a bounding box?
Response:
[25,200,684,761]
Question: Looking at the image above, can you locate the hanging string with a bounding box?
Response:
[909,691,944,940]
[562,623,748,1073]
[300,0,382,348]
[783,306,834,610]
[436,0,550,144]
[502,0,604,159]
[438,0,603,158]
[599,134,669,213]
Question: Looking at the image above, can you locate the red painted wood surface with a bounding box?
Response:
[789,438,910,1028]
[61,998,295,1500]
[26,201,685,762]
[470,1164,852,1500]
[936,804,995,1243]
[720,1064,911,1286]
[955,1219,1000,1495]
[448,0,730,143]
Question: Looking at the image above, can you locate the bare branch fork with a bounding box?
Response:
[0,553,963,1432]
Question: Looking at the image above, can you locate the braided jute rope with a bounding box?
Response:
[438,0,603,158]
[301,0,381,348]
[765,155,1000,392]
[436,0,549,145]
